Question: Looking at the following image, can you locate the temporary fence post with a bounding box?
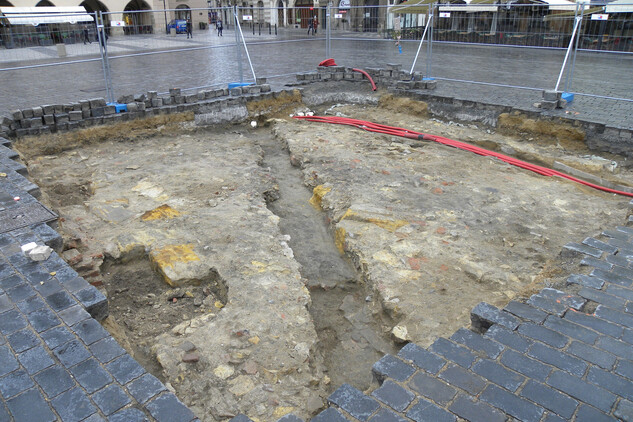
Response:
[564,3,584,97]
[426,5,434,78]
[554,14,582,99]
[97,11,114,103]
[234,9,258,81]
[326,1,332,58]
[234,6,244,83]
[275,23,278,35]
[409,11,433,75]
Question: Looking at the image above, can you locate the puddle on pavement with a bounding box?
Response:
[259,135,399,391]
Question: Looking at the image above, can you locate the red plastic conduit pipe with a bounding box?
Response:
[293,115,633,198]
[352,69,377,91]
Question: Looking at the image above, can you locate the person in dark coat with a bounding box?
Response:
[83,26,91,44]
[186,18,193,38]
[217,19,223,36]
[307,16,314,35]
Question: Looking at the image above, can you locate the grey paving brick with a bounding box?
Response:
[574,404,617,422]
[106,354,145,384]
[563,242,602,258]
[580,256,613,271]
[17,345,54,374]
[60,276,89,294]
[470,302,519,331]
[587,366,633,401]
[26,306,60,333]
[92,384,131,416]
[503,300,547,323]
[74,287,108,321]
[82,413,107,422]
[546,370,616,413]
[146,392,197,422]
[538,288,586,310]
[57,304,91,326]
[596,335,633,359]
[72,318,109,346]
[5,283,36,303]
[51,386,97,422]
[542,412,567,422]
[605,253,630,268]
[70,357,113,393]
[44,290,75,312]
[603,228,631,240]
[41,325,75,349]
[596,304,633,328]
[53,266,79,284]
[616,360,633,380]
[0,345,20,377]
[564,310,624,338]
[543,315,600,344]
[612,265,633,280]
[33,365,76,398]
[90,336,126,364]
[519,379,578,419]
[278,414,304,422]
[567,274,605,289]
[0,276,23,291]
[33,278,63,297]
[0,369,34,399]
[15,295,46,314]
[471,358,525,391]
[527,294,567,316]
[371,380,415,412]
[0,402,9,422]
[579,287,627,310]
[484,324,532,352]
[429,338,477,368]
[7,328,39,352]
[527,342,587,377]
[518,322,568,348]
[583,237,618,254]
[567,341,616,369]
[408,370,457,405]
[615,399,633,422]
[312,408,348,422]
[372,354,416,382]
[368,408,408,422]
[438,363,487,395]
[126,373,167,404]
[449,328,504,359]
[328,383,380,421]
[0,309,28,335]
[397,342,446,374]
[406,398,456,422]
[230,415,253,422]
[54,339,91,367]
[606,283,633,302]
[499,349,552,382]
[591,268,633,287]
[448,394,505,422]
[480,384,544,422]
[6,388,57,422]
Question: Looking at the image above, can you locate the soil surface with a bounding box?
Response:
[16,93,633,421]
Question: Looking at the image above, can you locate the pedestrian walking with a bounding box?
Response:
[99,28,108,50]
[186,18,193,39]
[307,17,314,35]
[217,19,223,36]
[83,26,91,44]
[313,16,318,35]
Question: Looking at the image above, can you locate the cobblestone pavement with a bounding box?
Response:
[1,30,632,128]
[0,135,197,421]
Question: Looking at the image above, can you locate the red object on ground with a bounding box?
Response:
[352,68,377,91]
[293,115,633,198]
[319,58,337,67]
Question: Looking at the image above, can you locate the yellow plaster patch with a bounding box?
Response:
[272,407,294,419]
[150,244,200,286]
[309,185,331,209]
[141,204,181,221]
[335,227,347,255]
[340,208,408,232]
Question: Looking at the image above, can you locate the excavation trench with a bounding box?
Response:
[259,135,398,391]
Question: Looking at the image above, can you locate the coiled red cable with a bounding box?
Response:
[293,115,633,198]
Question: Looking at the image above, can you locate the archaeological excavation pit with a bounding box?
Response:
[13,89,633,421]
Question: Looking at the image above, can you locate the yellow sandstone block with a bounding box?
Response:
[309,185,332,209]
[141,204,181,221]
[340,208,408,232]
[150,244,200,287]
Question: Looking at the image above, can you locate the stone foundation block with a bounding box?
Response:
[69,111,83,121]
